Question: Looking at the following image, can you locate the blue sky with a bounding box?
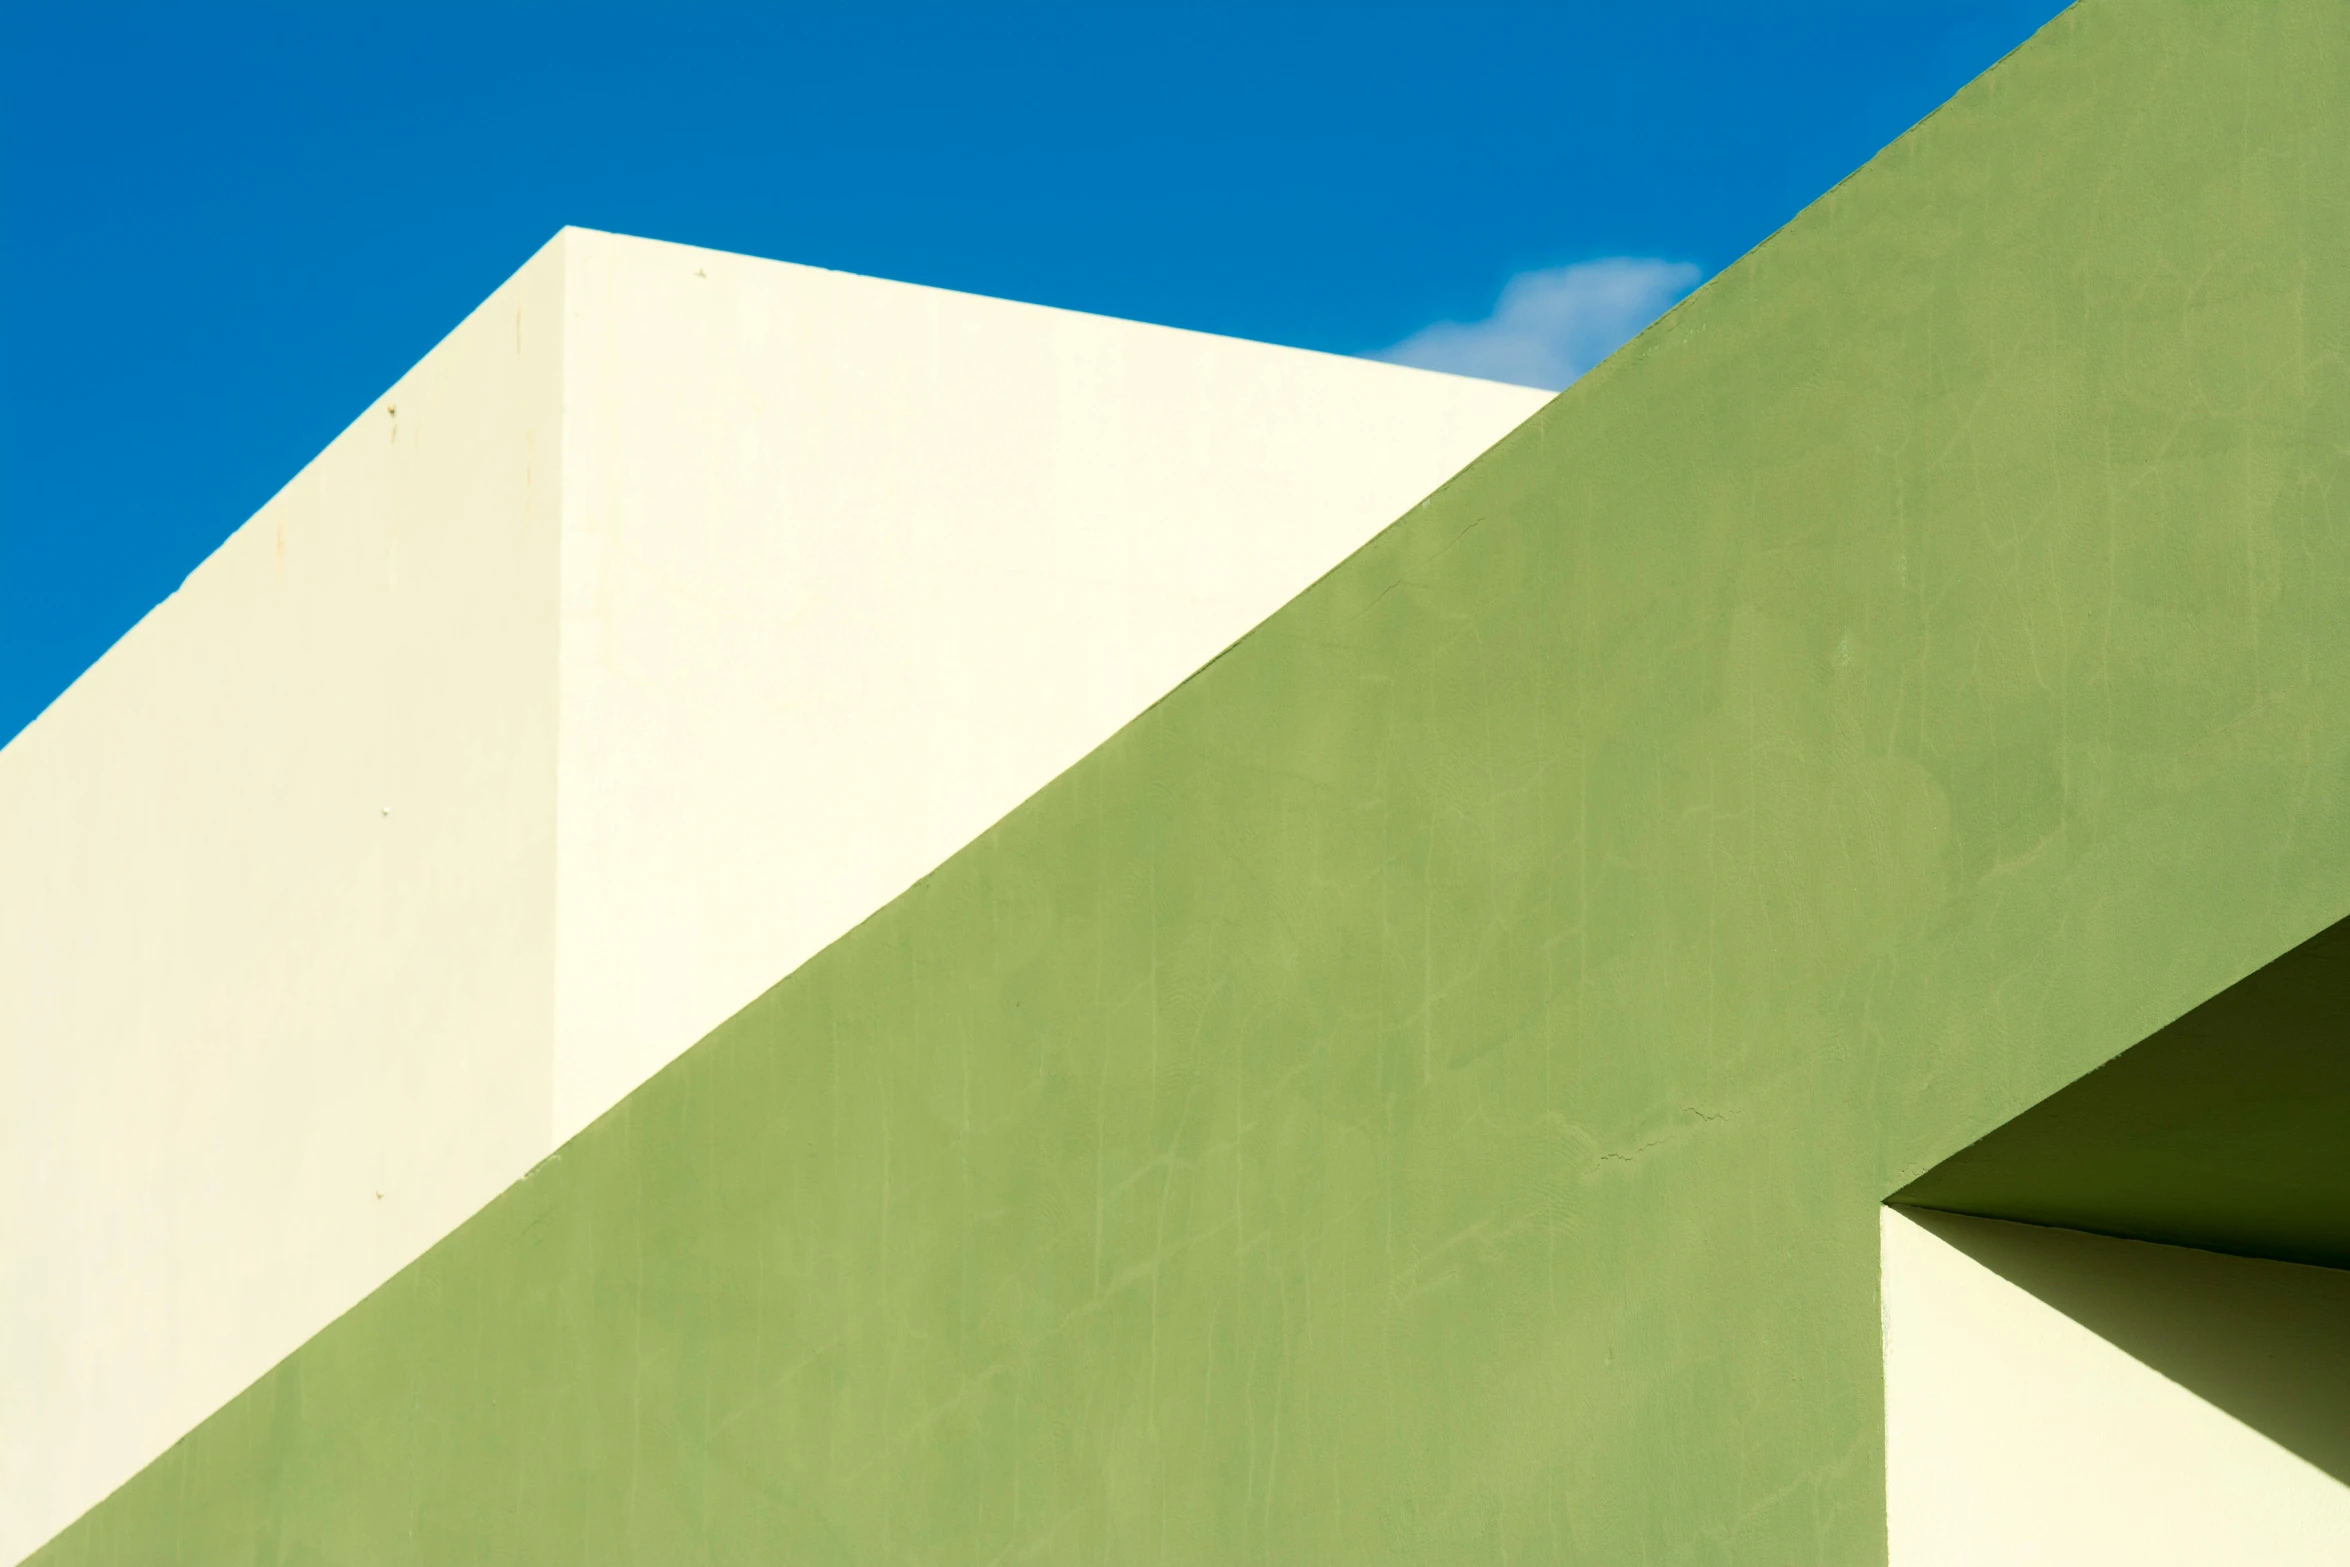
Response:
[0,1,2067,744]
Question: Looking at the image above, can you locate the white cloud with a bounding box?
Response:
[1373,257,1702,391]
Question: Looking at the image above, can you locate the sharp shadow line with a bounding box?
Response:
[1893,1206,2350,1486]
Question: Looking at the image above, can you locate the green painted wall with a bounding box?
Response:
[34,3,2350,1561]
[1899,914,2350,1269]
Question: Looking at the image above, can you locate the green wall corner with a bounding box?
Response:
[1898,913,2350,1269]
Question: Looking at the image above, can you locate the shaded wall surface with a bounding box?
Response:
[1897,913,2350,1269]
[1881,1210,2350,1565]
[34,2,2350,1561]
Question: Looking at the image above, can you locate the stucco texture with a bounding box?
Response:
[31,2,2350,1561]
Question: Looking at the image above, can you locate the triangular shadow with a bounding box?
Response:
[1895,1206,2350,1487]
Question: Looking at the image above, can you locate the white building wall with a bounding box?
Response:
[0,243,568,1563]
[1882,1206,2350,1566]
[550,229,1550,1141]
[0,227,1545,1560]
